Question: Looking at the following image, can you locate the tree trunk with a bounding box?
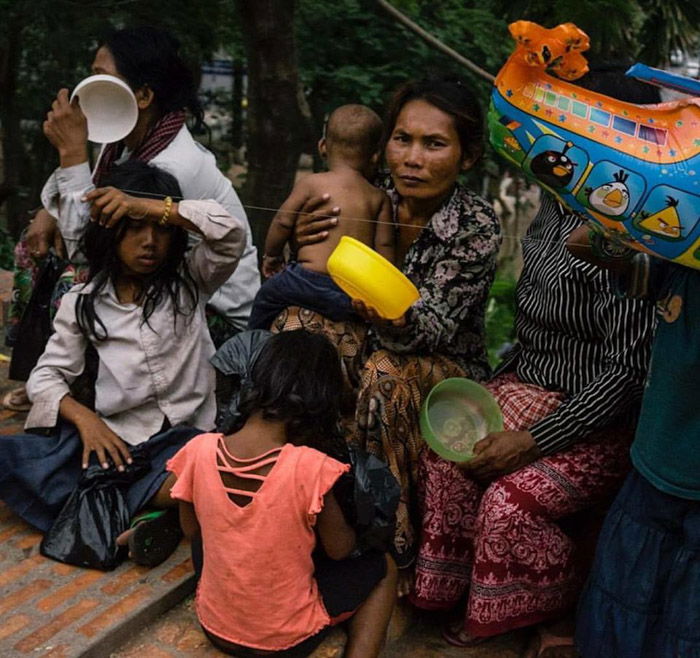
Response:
[231,59,244,155]
[0,18,33,237]
[236,0,308,258]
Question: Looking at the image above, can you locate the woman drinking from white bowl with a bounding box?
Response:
[4,26,259,412]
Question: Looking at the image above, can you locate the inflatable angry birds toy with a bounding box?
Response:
[489,21,700,270]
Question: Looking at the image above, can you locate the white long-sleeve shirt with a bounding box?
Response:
[41,125,260,330]
[25,200,245,445]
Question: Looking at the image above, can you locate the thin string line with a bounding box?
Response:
[110,187,594,246]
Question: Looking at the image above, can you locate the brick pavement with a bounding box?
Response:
[0,494,197,658]
[0,363,198,658]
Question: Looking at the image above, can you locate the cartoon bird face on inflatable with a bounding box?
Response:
[530,141,577,187]
[489,21,700,270]
[586,170,630,216]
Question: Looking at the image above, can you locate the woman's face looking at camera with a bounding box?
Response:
[386,98,471,203]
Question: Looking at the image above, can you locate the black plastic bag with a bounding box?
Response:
[335,444,400,554]
[210,329,272,433]
[40,447,150,571]
[9,252,67,380]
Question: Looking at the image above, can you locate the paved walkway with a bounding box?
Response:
[112,596,527,658]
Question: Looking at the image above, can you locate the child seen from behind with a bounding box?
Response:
[167,330,397,657]
[248,104,395,330]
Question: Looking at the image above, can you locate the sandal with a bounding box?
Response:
[3,386,31,412]
[128,508,183,567]
[441,619,489,647]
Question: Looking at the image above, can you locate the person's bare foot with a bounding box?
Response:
[397,568,413,597]
[523,616,577,658]
[441,619,489,647]
[116,509,182,566]
[116,527,134,547]
[3,385,31,412]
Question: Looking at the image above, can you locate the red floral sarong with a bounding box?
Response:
[411,372,632,637]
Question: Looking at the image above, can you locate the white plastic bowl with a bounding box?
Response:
[70,74,138,144]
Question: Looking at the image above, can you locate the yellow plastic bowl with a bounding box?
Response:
[327,236,420,319]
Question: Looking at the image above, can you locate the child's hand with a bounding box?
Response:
[84,187,150,228]
[75,412,133,471]
[262,254,285,278]
[352,299,407,328]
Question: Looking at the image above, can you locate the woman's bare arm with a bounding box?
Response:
[292,194,340,249]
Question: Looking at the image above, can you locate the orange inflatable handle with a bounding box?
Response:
[508,20,591,80]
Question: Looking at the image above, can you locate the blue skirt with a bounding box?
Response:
[0,422,201,533]
[576,468,700,658]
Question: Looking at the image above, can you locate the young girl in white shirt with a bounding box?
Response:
[0,160,245,566]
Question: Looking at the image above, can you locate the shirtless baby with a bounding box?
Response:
[248,104,394,330]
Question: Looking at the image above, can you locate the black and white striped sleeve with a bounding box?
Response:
[528,290,656,455]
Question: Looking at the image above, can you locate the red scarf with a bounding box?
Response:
[92,110,186,187]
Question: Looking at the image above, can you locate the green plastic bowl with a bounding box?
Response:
[420,378,504,462]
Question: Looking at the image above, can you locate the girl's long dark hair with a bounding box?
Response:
[101,26,204,131]
[77,161,198,341]
[238,330,349,461]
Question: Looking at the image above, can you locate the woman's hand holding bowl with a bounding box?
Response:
[461,430,540,482]
[351,299,407,328]
[43,88,89,168]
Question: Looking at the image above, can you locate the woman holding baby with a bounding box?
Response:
[272,76,501,570]
[277,73,655,658]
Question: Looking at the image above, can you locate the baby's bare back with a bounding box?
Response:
[296,171,386,273]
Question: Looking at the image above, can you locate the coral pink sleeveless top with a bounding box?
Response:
[167,433,349,651]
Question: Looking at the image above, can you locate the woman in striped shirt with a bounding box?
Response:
[412,194,657,653]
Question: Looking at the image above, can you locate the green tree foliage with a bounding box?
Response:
[484,0,700,66]
[296,0,700,149]
[485,274,517,367]
[3,0,698,239]
[296,0,508,153]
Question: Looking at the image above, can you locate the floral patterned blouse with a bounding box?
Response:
[374,183,501,381]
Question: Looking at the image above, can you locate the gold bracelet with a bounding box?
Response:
[159,196,173,226]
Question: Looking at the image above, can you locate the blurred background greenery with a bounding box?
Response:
[1,0,697,357]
